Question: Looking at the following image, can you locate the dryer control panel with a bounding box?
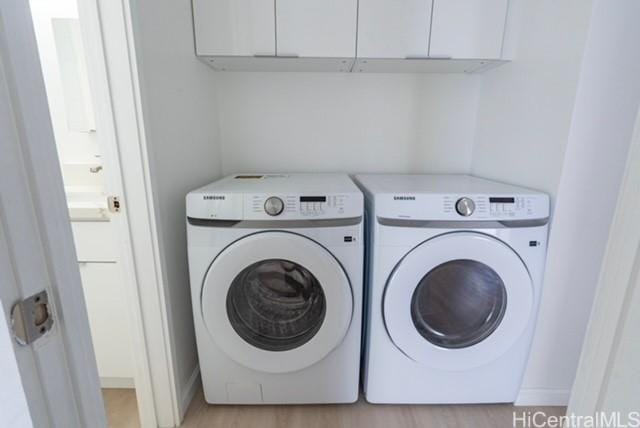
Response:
[376,193,549,222]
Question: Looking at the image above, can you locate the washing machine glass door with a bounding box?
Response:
[201,231,353,373]
[384,232,533,370]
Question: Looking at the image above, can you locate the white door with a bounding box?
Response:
[384,232,533,370]
[0,0,105,426]
[0,309,32,427]
[357,0,432,58]
[201,232,353,373]
[276,0,357,57]
[429,0,509,59]
[193,0,276,56]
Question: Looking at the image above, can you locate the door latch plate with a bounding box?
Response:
[108,196,121,213]
[11,290,54,346]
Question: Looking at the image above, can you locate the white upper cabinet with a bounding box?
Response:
[357,0,433,59]
[429,0,509,59]
[193,0,276,56]
[192,0,511,71]
[276,0,357,57]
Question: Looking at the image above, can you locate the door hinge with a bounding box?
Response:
[11,290,54,346]
[108,195,121,213]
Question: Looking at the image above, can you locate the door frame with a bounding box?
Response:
[75,0,180,426]
[567,108,640,417]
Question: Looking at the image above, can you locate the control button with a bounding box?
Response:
[455,197,475,217]
[264,197,284,216]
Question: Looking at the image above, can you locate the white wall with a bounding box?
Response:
[216,72,480,175]
[519,0,640,404]
[129,0,222,417]
[471,0,594,195]
[472,0,640,404]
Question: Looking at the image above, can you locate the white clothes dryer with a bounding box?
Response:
[186,174,363,404]
[356,174,549,404]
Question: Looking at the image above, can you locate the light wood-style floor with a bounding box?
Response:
[102,389,141,428]
[103,388,566,428]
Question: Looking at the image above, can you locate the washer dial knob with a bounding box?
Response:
[264,196,284,216]
[455,197,475,217]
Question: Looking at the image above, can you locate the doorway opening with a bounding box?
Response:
[29,0,139,425]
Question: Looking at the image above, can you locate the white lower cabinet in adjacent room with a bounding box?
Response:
[72,222,134,388]
[79,262,134,388]
[71,221,118,262]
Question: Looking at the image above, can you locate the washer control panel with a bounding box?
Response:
[186,174,364,221]
[488,196,532,217]
[263,196,285,216]
[245,193,357,220]
[455,197,476,217]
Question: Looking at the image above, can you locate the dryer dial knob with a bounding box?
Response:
[455,197,475,217]
[264,196,284,216]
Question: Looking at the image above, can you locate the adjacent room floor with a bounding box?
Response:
[103,388,566,427]
[102,389,140,428]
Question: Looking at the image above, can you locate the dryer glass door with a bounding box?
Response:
[411,259,507,349]
[201,231,353,373]
[384,232,533,371]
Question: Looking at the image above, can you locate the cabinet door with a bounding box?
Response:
[71,222,118,262]
[357,0,432,58]
[276,0,357,57]
[429,0,509,59]
[80,262,134,381]
[193,0,276,56]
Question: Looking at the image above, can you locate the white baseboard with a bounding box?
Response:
[179,365,201,422]
[515,388,571,406]
[100,377,135,389]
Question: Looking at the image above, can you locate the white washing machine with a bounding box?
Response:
[356,174,550,404]
[186,173,363,404]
